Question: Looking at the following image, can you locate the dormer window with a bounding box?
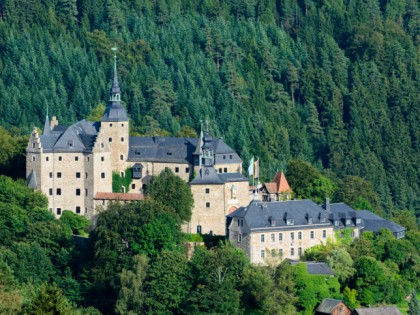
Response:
[308,217,313,224]
[286,219,294,225]
[346,219,351,225]
[334,220,340,226]
[356,218,361,224]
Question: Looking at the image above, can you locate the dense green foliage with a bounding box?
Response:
[0,175,419,313]
[0,0,417,217]
[111,168,132,193]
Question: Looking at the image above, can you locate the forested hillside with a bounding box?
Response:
[0,0,418,215]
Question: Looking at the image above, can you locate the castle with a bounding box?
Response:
[26,56,251,235]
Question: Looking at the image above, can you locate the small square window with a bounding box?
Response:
[185,167,190,173]
[101,156,104,162]
[57,172,62,178]
[58,156,62,161]
[76,206,81,214]
[101,143,104,148]
[110,123,113,127]
[205,188,210,194]
[310,231,314,239]
[237,233,242,243]
[32,143,35,148]
[229,155,232,159]
[298,247,302,256]
[261,234,265,243]
[101,172,105,179]
[291,232,295,240]
[57,208,62,215]
[279,233,283,241]
[76,189,81,196]
[298,232,302,240]
[323,230,326,238]
[271,233,275,242]
[75,156,79,161]
[291,248,295,256]
[109,137,112,142]
[121,137,124,142]
[131,184,135,189]
[219,168,222,173]
[121,123,124,127]
[32,156,36,161]
[56,188,61,195]
[175,167,179,173]
[223,155,226,159]
[120,154,124,161]
[87,157,90,162]
[224,168,227,173]
[261,250,265,258]
[46,157,49,161]
[76,172,80,178]
[49,172,53,178]
[205,202,210,208]
[197,225,202,234]
[49,188,53,196]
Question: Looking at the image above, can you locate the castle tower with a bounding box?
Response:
[98,47,129,174]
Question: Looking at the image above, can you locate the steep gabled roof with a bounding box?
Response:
[315,299,345,314]
[354,306,402,315]
[264,172,292,194]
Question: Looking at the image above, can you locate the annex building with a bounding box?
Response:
[26,59,251,235]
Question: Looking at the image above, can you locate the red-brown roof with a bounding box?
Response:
[94,192,144,201]
[265,172,292,194]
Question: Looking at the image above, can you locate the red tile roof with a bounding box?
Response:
[94,192,144,201]
[265,172,292,194]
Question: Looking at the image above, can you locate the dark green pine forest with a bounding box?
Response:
[0,0,419,217]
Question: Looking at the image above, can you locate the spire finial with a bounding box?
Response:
[205,120,209,133]
[109,46,121,102]
[111,46,117,73]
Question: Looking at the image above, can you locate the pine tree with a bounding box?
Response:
[409,290,420,315]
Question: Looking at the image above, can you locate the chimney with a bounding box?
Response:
[50,116,58,128]
[324,197,330,212]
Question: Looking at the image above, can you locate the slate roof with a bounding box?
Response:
[228,199,331,230]
[189,166,247,185]
[27,170,38,189]
[315,298,345,314]
[128,136,241,164]
[101,102,129,122]
[305,262,335,276]
[358,210,405,234]
[40,120,99,153]
[354,306,402,315]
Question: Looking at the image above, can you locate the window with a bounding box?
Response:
[261,234,265,243]
[310,231,314,239]
[76,189,81,196]
[224,168,227,173]
[76,172,80,178]
[346,219,351,225]
[237,233,242,243]
[46,157,49,161]
[185,167,189,173]
[58,156,62,161]
[120,154,124,161]
[49,172,53,178]
[322,230,326,238]
[230,155,232,159]
[101,156,105,162]
[101,143,105,148]
[56,188,61,195]
[85,208,88,214]
[109,137,112,142]
[85,172,88,178]
[76,206,81,214]
[197,225,202,234]
[291,248,295,256]
[49,188,53,196]
[87,157,90,162]
[271,249,276,258]
[335,220,340,226]
[57,208,62,215]
[271,233,275,242]
[121,137,124,142]
[32,143,35,148]
[308,217,313,224]
[223,155,226,160]
[101,172,105,178]
[237,219,240,226]
[57,172,62,178]
[205,188,210,194]
[206,202,210,208]
[219,168,222,173]
[279,248,283,256]
[131,184,135,189]
[298,247,302,256]
[175,167,179,173]
[287,219,294,225]
[75,156,79,161]
[85,189,88,196]
[121,123,124,127]
[120,171,124,177]
[298,232,302,240]
[351,231,355,238]
[279,233,283,241]
[261,250,265,258]
[32,156,35,161]
[356,218,361,224]
[110,123,113,127]
[49,208,52,213]
[320,217,326,223]
[291,232,295,240]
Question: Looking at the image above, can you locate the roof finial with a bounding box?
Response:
[205,119,209,133]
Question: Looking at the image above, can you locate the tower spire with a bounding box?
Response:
[110,46,121,102]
